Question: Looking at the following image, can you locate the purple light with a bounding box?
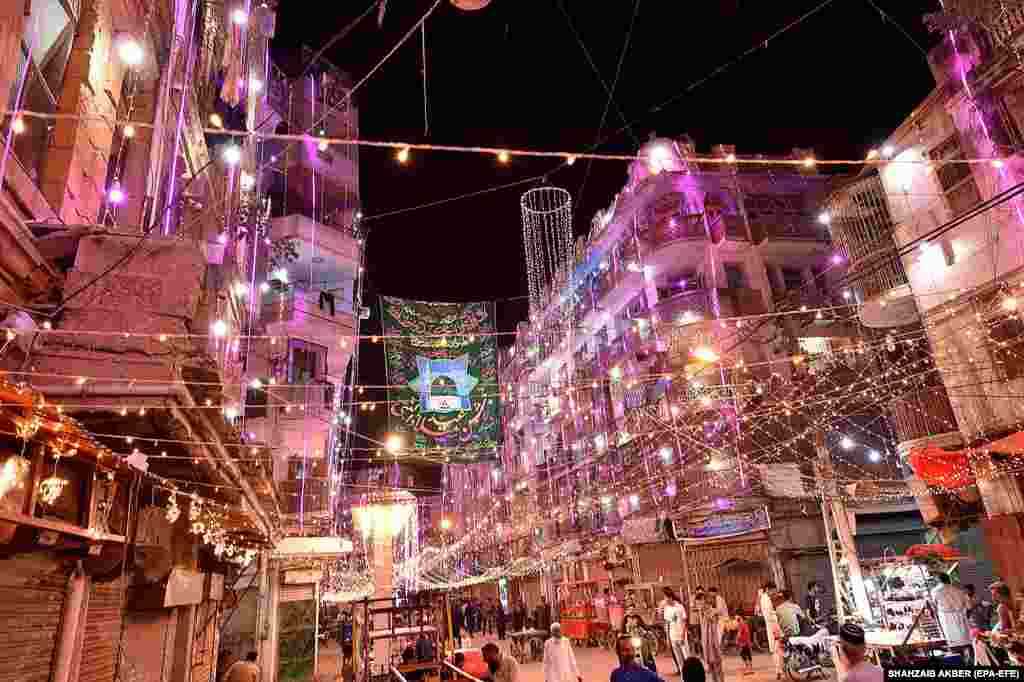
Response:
[831,253,843,264]
[665,483,677,497]
[217,233,228,244]
[107,183,125,205]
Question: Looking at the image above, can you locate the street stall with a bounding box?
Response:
[830,544,975,665]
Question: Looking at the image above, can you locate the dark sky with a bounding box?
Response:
[273,0,942,465]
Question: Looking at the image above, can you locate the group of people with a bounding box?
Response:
[453,596,556,647]
[931,575,1018,665]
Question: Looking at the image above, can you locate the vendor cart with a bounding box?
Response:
[559,603,611,647]
[356,594,449,682]
[622,582,674,655]
[508,628,547,664]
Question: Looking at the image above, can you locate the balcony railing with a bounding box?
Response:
[751,219,830,243]
[262,287,354,326]
[639,213,706,249]
[887,386,959,444]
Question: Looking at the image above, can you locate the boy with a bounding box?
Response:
[736,617,754,675]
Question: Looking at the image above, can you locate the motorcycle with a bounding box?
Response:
[783,627,835,682]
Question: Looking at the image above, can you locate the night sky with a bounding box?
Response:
[273,0,942,472]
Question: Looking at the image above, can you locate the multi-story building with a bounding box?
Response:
[439,137,920,615]
[0,1,358,679]
[822,8,1024,590]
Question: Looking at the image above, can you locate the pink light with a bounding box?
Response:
[107,183,125,205]
[831,253,843,265]
[217,233,228,244]
[665,482,677,497]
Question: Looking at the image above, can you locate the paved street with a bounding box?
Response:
[313,638,801,682]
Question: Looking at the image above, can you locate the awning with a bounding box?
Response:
[907,445,974,489]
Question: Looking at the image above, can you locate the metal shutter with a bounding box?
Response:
[80,578,125,682]
[0,565,67,682]
[280,584,315,603]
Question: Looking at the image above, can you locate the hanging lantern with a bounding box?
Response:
[38,475,66,506]
[451,0,492,10]
[165,495,181,524]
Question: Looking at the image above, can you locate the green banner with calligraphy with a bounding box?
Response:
[380,296,500,458]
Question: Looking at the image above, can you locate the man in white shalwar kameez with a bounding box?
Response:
[761,585,784,680]
[932,574,972,660]
[543,623,581,682]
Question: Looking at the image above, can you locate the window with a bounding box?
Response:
[288,339,327,384]
[723,263,746,289]
[930,136,981,217]
[990,315,1024,381]
[781,267,804,291]
[9,0,79,181]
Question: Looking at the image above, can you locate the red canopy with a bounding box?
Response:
[905,544,965,561]
[907,446,975,489]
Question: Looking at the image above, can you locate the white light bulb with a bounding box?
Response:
[118,39,144,66]
[840,436,854,450]
[222,145,241,165]
[212,319,228,337]
[231,8,248,24]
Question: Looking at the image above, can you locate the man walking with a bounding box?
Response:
[535,596,553,634]
[543,623,582,682]
[661,587,688,675]
[933,574,972,661]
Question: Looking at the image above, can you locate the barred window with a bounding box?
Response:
[930,136,982,217]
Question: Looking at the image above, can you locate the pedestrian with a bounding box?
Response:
[708,587,728,647]
[536,596,553,634]
[610,635,665,682]
[836,623,882,682]
[990,581,1016,632]
[496,601,507,640]
[774,590,804,638]
[223,651,260,682]
[805,581,823,622]
[543,623,582,682]
[699,595,724,682]
[482,641,520,682]
[452,600,465,648]
[932,573,971,660]
[760,583,783,680]
[736,616,754,675]
[513,599,527,632]
[661,586,688,675]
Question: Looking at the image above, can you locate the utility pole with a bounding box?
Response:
[814,431,873,624]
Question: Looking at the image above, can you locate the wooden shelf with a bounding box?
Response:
[0,509,125,544]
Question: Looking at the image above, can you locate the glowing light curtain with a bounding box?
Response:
[380,297,501,457]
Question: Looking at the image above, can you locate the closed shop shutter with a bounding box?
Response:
[684,537,770,614]
[635,542,684,586]
[786,553,835,619]
[81,578,125,682]
[0,558,68,682]
[280,584,314,603]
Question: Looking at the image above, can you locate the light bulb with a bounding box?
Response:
[566,155,576,165]
[234,282,248,296]
[497,151,510,164]
[1002,297,1018,312]
[107,182,125,205]
[818,212,831,225]
[692,345,719,363]
[118,38,144,66]
[209,113,223,128]
[866,149,879,160]
[222,145,241,165]
[259,282,270,293]
[840,436,854,450]
[725,153,736,163]
[240,172,255,190]
[123,124,135,138]
[249,78,263,93]
[868,449,881,463]
[11,117,25,135]
[318,139,329,152]
[212,319,228,337]
[231,8,248,24]
[803,157,816,168]
[397,146,410,164]
[882,145,895,158]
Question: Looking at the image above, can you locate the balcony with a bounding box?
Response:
[887,386,959,447]
[639,212,706,249]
